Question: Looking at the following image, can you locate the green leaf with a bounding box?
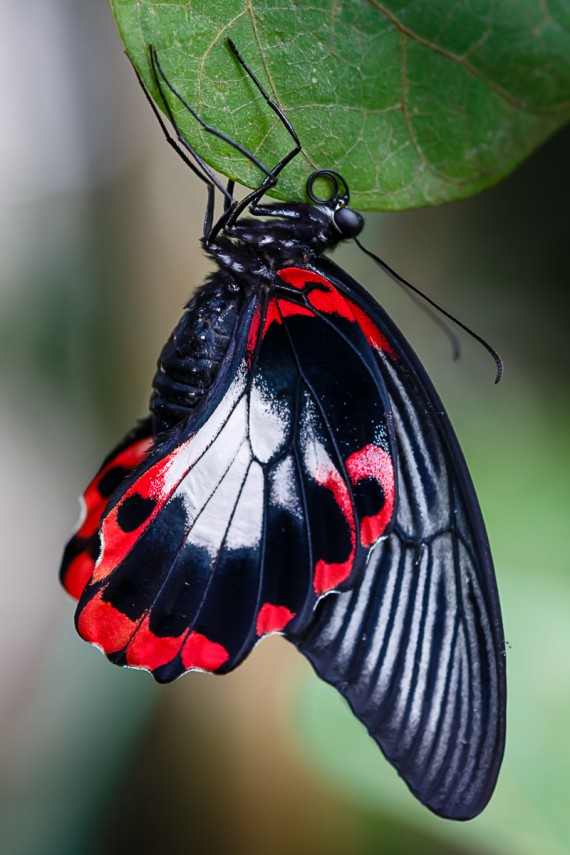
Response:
[110,0,570,210]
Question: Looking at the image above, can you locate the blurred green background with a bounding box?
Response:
[1,2,568,854]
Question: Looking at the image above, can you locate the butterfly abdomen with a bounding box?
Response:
[150,271,243,433]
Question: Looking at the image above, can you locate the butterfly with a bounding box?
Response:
[60,38,506,820]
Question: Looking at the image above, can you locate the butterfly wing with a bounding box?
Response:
[286,257,506,820]
[73,274,398,682]
[60,419,154,600]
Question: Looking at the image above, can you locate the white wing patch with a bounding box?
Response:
[226,462,264,551]
[161,365,247,495]
[249,377,291,464]
[176,397,248,522]
[186,443,251,558]
[299,397,336,487]
[269,457,299,516]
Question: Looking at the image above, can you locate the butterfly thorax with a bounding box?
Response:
[206,202,352,281]
[150,201,361,435]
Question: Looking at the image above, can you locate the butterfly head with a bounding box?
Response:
[306,170,364,243]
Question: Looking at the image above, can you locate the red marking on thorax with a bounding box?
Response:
[256,603,295,635]
[346,444,395,546]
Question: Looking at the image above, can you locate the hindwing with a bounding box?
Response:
[71,270,397,682]
[286,258,506,820]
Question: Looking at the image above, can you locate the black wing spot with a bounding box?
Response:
[311,484,353,564]
[98,466,129,499]
[352,477,386,518]
[116,494,157,532]
[87,536,101,562]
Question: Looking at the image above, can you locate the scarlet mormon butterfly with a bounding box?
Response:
[60,38,506,820]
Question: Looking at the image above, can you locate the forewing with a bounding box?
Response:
[74,273,397,682]
[75,334,260,681]
[60,419,154,599]
[286,258,506,820]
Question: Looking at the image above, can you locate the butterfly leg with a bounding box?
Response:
[138,42,303,242]
[129,54,223,237]
[150,47,274,181]
[208,38,302,240]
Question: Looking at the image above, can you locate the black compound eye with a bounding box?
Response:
[334,206,364,238]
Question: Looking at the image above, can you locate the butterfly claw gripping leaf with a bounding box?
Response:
[60,40,505,820]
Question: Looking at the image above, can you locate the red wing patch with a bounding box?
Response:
[279,268,396,358]
[256,603,296,635]
[78,593,229,673]
[346,445,395,547]
[63,553,97,601]
[279,266,396,583]
[60,424,153,599]
[346,300,396,359]
[181,633,230,672]
[93,440,192,583]
[311,461,356,595]
[127,620,229,673]
[261,296,313,339]
[77,590,136,653]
